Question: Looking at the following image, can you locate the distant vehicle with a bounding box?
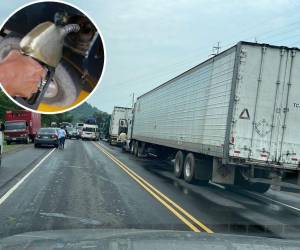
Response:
[34,128,59,148]
[85,117,97,125]
[4,110,41,144]
[59,122,73,129]
[76,123,84,129]
[76,123,84,137]
[67,128,80,139]
[108,106,132,145]
[81,124,99,141]
[0,122,4,167]
[50,122,58,127]
[124,42,300,193]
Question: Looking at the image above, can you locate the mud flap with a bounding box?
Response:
[212,158,235,185]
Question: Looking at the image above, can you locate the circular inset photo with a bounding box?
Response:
[0,0,105,113]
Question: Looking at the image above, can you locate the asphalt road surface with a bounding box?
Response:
[0,139,300,240]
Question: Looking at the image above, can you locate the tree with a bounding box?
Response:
[0,90,21,121]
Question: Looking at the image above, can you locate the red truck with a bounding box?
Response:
[4,110,41,144]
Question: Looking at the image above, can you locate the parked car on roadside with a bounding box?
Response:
[34,128,59,148]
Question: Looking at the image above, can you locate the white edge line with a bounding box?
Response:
[0,148,56,206]
[208,181,300,212]
[248,192,300,212]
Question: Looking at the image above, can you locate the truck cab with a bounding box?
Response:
[4,120,30,144]
[4,110,41,144]
[108,106,133,145]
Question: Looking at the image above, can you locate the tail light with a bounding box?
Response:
[51,134,58,139]
[37,135,41,138]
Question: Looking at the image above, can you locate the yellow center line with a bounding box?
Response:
[92,142,214,233]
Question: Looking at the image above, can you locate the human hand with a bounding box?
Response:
[0,50,46,98]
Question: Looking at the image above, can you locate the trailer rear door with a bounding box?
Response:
[230,44,300,166]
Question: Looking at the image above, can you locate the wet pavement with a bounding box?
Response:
[0,139,300,239]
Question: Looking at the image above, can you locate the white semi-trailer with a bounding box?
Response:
[127,41,300,193]
[109,106,133,145]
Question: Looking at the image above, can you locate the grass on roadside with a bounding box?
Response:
[3,141,30,154]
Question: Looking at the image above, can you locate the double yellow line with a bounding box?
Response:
[92,142,213,233]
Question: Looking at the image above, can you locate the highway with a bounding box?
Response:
[0,139,300,239]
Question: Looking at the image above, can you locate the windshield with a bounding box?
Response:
[83,127,96,132]
[1,0,300,247]
[38,128,56,134]
[4,121,26,130]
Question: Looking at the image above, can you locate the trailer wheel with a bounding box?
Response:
[174,151,185,178]
[133,141,139,156]
[130,141,134,154]
[137,142,146,157]
[184,153,196,183]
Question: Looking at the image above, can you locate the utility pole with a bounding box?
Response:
[211,41,221,56]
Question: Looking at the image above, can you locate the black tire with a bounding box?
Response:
[0,35,80,107]
[133,141,139,156]
[6,141,11,145]
[174,151,185,178]
[130,142,134,154]
[34,143,39,148]
[183,153,196,183]
[137,142,145,157]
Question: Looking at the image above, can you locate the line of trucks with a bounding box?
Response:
[109,41,300,193]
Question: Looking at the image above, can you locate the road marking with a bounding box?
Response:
[211,181,300,213]
[0,148,56,206]
[247,191,300,212]
[92,142,213,233]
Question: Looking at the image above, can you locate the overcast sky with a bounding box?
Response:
[1,0,300,113]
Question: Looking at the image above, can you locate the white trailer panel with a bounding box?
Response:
[230,44,300,167]
[133,46,237,157]
[132,42,300,170]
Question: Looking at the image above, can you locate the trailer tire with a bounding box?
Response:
[133,141,139,156]
[130,142,134,154]
[184,153,196,183]
[174,151,185,178]
[137,142,146,157]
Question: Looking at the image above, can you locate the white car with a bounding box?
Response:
[81,124,99,141]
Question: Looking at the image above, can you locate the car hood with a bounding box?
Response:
[0,229,299,249]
